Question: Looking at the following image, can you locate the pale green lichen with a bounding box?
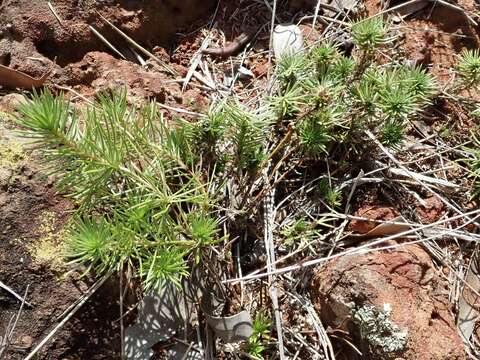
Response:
[351,303,408,355]
[28,211,66,273]
[0,139,26,167]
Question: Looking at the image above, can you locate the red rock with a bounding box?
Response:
[348,206,399,234]
[416,196,445,224]
[311,244,465,360]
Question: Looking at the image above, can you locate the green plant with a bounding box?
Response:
[376,66,435,121]
[17,89,220,290]
[351,16,389,51]
[380,120,404,147]
[15,13,439,300]
[15,87,277,291]
[457,49,480,86]
[310,42,339,78]
[275,51,312,89]
[246,310,271,359]
[226,101,272,169]
[281,218,309,248]
[317,178,342,208]
[464,131,480,199]
[271,20,436,156]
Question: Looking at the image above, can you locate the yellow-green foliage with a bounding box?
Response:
[28,211,66,272]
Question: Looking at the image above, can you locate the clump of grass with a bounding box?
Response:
[15,88,275,290]
[381,120,404,148]
[15,14,438,296]
[271,19,436,156]
[317,178,343,208]
[17,90,223,289]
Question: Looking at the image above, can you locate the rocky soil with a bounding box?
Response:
[0,0,479,359]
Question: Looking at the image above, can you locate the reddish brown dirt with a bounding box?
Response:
[0,0,479,358]
[0,149,123,359]
[394,0,480,83]
[399,6,478,82]
[0,0,220,108]
[0,0,216,70]
[367,0,480,142]
[311,244,465,360]
[416,195,446,224]
[61,51,178,103]
[362,0,480,82]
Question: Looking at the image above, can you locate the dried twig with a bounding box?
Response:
[225,208,480,283]
[47,1,64,27]
[89,25,126,60]
[96,12,175,75]
[24,273,111,360]
[183,34,211,92]
[262,164,286,359]
[0,285,29,358]
[0,280,32,307]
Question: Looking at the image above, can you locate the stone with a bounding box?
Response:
[0,93,26,112]
[348,205,399,234]
[311,244,465,360]
[273,24,304,60]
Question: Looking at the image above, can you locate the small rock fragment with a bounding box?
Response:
[273,24,304,60]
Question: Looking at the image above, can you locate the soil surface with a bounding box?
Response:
[0,125,122,359]
[0,0,479,358]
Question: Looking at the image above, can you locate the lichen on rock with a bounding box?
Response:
[351,303,408,355]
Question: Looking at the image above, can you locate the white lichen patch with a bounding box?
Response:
[351,303,408,355]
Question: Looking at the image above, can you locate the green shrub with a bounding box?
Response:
[15,15,438,292]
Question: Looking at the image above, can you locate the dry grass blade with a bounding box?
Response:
[225,209,480,283]
[157,102,206,117]
[267,0,278,80]
[24,273,111,360]
[47,1,64,27]
[89,25,126,60]
[388,167,461,189]
[365,130,473,222]
[263,186,286,359]
[287,291,336,360]
[349,216,411,239]
[183,34,211,91]
[0,280,32,307]
[458,248,480,343]
[0,285,29,358]
[96,12,175,75]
